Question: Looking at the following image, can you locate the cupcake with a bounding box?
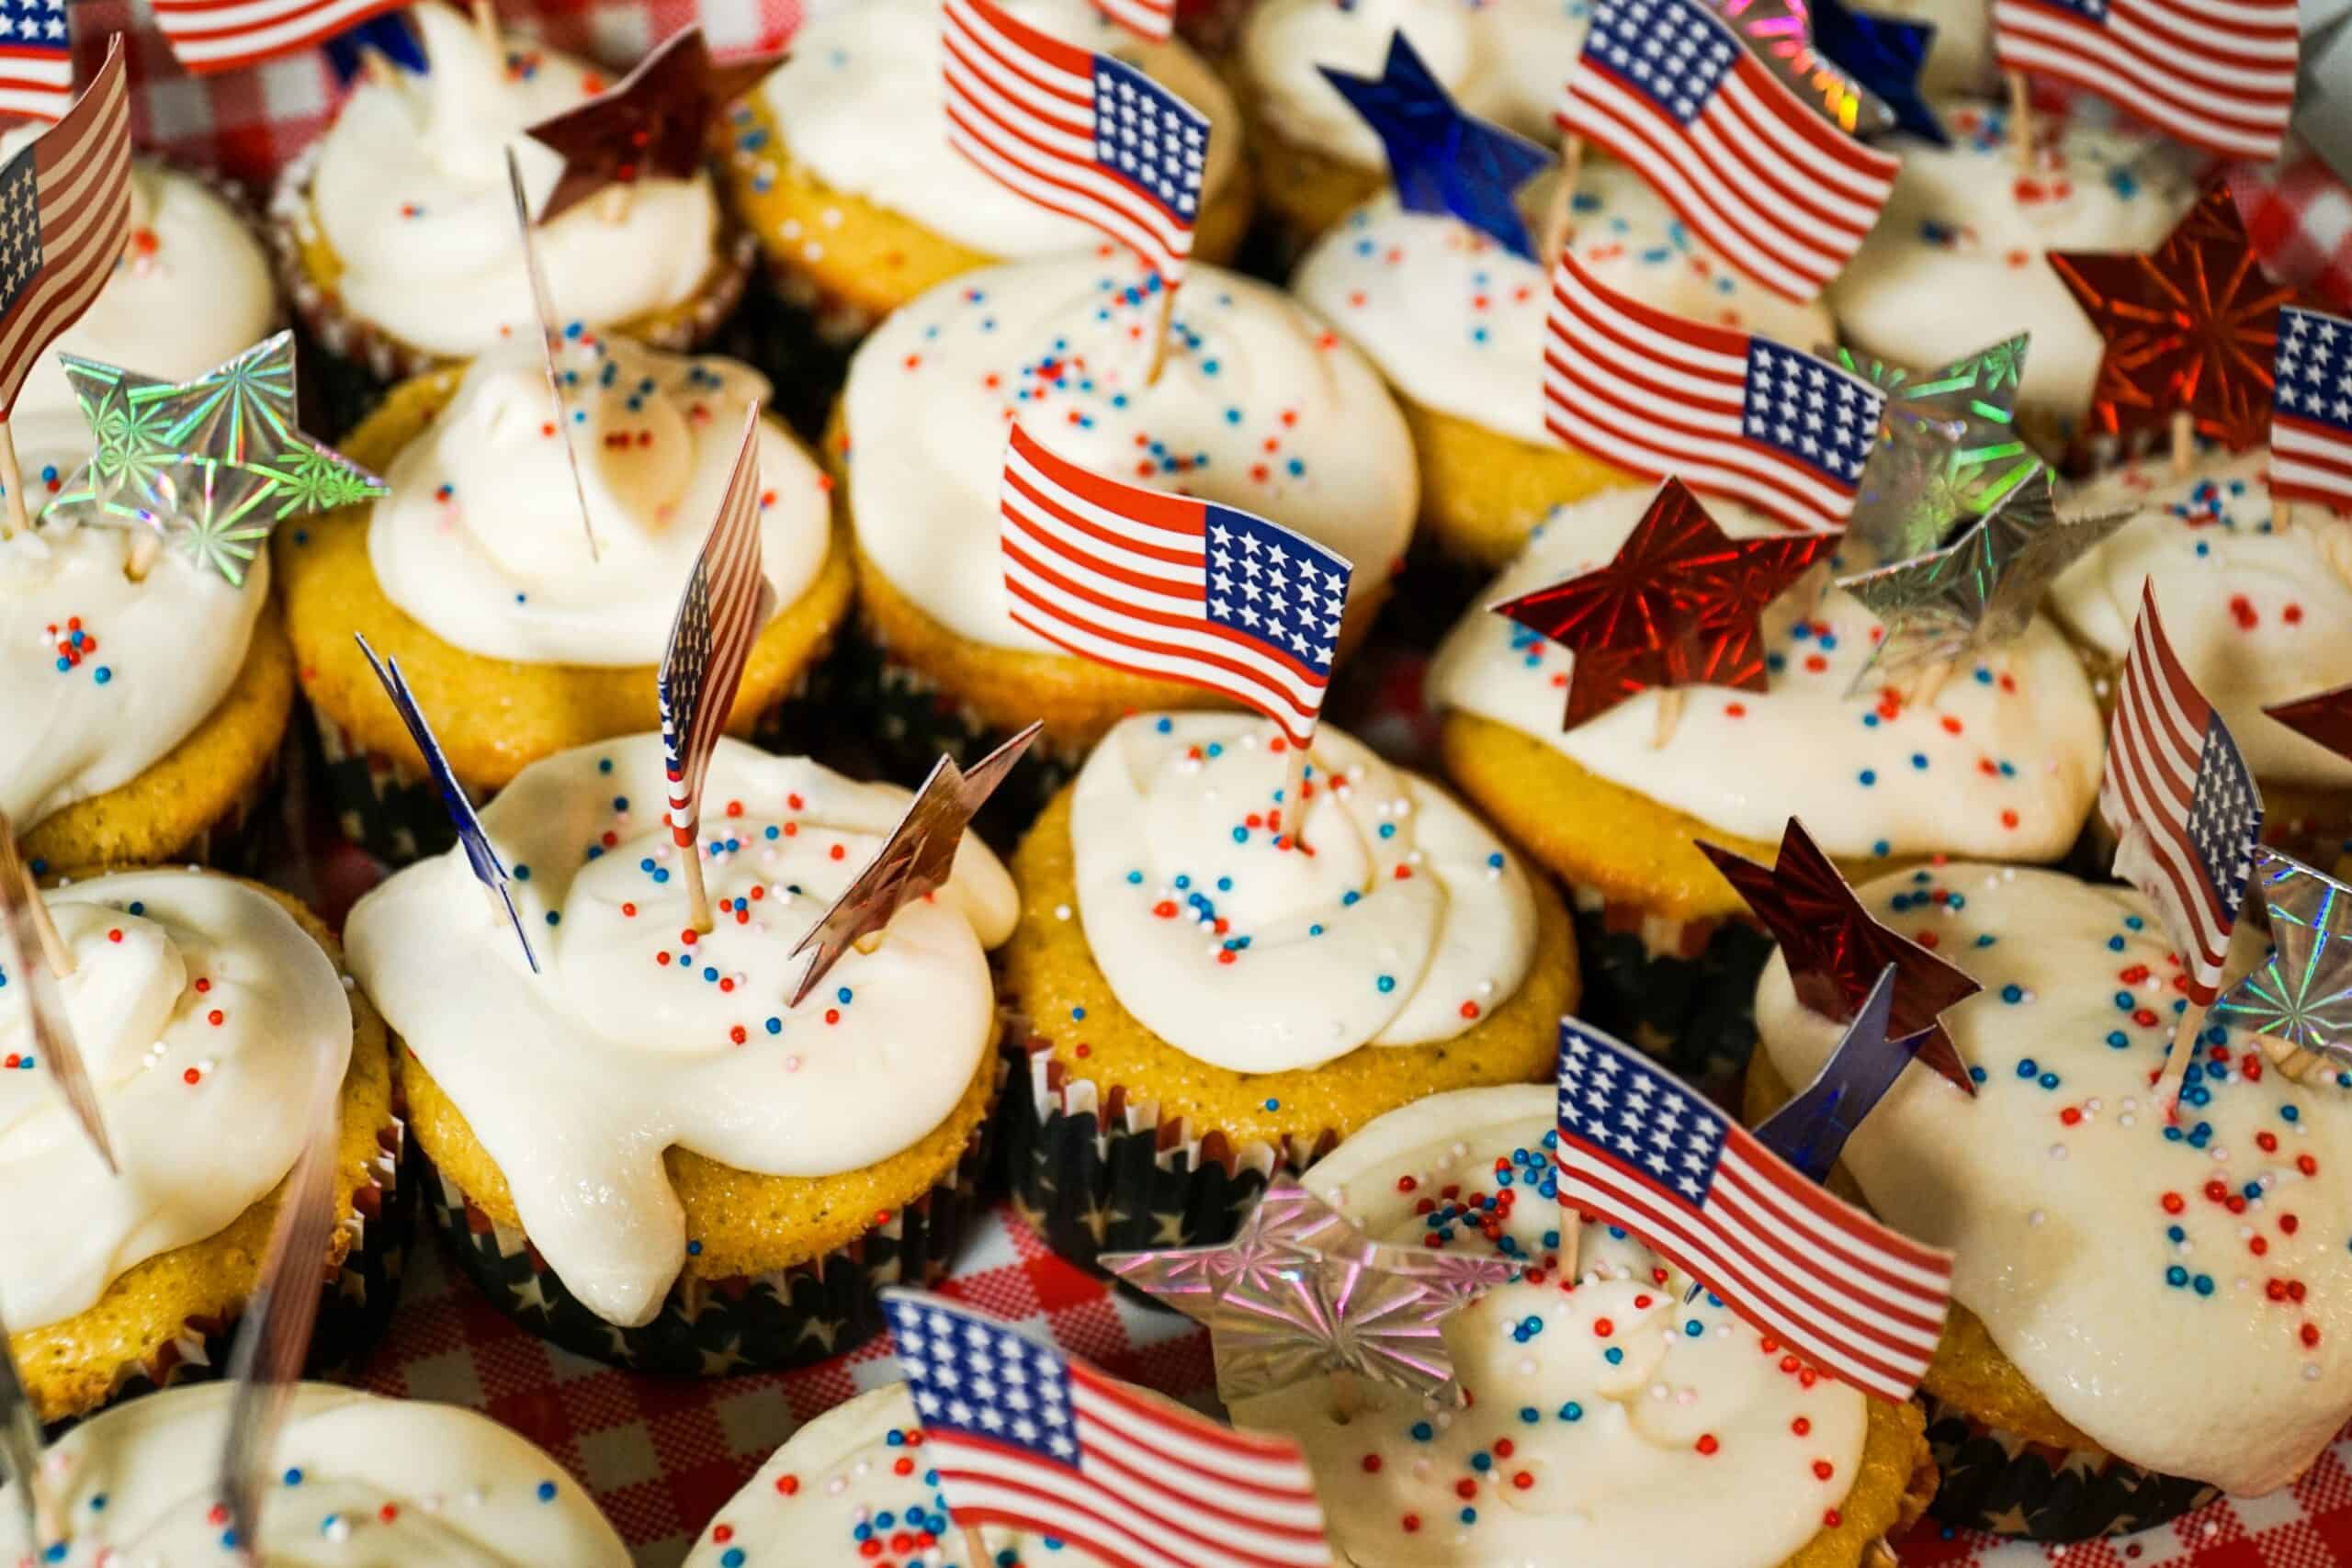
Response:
[4,1382,628,1561]
[1842,0,2000,96]
[726,0,1252,344]
[269,4,751,403]
[275,331,851,863]
[1292,162,1837,571]
[4,868,401,1427]
[343,733,1018,1372]
[1748,863,2352,1540]
[832,254,1417,797]
[1226,1084,1936,1566]
[997,712,1577,1269]
[1424,486,2106,1090]
[1826,100,2199,450]
[1235,0,1592,247]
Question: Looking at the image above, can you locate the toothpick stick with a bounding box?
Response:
[1907,660,1953,711]
[1539,134,1584,265]
[1651,688,1686,749]
[1276,736,1308,840]
[597,184,632,224]
[361,47,401,87]
[2006,71,2035,174]
[681,841,713,934]
[2154,1000,2209,1113]
[471,0,501,53]
[124,526,162,582]
[963,1525,993,1566]
[2170,409,2194,477]
[1143,284,1177,386]
[2274,498,2294,533]
[0,423,29,538]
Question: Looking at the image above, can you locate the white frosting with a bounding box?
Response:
[1238,0,1590,168]
[0,870,350,1332]
[1231,1085,1871,1568]
[685,1383,1114,1568]
[367,335,831,666]
[1425,486,2104,860]
[1756,865,2352,1495]
[2049,450,2352,791]
[5,1382,628,1564]
[1072,715,1537,1072]
[759,0,1242,258]
[345,735,1018,1328]
[1,526,267,831]
[305,5,721,358]
[845,256,1417,652]
[1292,167,1836,446]
[1827,99,2199,431]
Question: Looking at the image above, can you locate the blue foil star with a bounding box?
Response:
[1809,0,1945,145]
[1756,964,1914,1182]
[323,11,425,84]
[1318,30,1550,261]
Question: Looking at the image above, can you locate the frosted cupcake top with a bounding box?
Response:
[1755,865,2352,1495]
[304,4,721,359]
[757,0,1242,258]
[1238,0,1589,169]
[2049,449,2352,789]
[1425,486,2105,860]
[1291,164,1837,446]
[367,334,831,667]
[1070,715,1538,1073]
[1230,1085,1872,1568]
[4,1382,629,1564]
[0,870,351,1333]
[844,255,1417,653]
[344,736,1018,1328]
[1825,99,2199,433]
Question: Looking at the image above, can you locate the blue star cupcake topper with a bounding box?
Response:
[1808,0,1944,145]
[1318,30,1550,261]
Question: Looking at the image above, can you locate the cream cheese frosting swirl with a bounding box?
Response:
[0,870,351,1332]
[844,256,1416,652]
[1230,1085,1871,1568]
[304,4,721,359]
[367,334,831,666]
[1755,865,2352,1495]
[1,527,266,831]
[2049,450,2352,790]
[5,1382,629,1565]
[345,735,1018,1328]
[1071,715,1537,1072]
[1292,165,1836,446]
[760,0,1241,258]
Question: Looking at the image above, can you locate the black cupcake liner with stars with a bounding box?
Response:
[1921,1390,2222,1542]
[1566,886,1777,1104]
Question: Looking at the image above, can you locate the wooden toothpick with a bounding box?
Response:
[1651,688,1686,749]
[2170,409,2195,477]
[2154,1000,2210,1114]
[361,47,401,87]
[1143,285,1177,386]
[2006,71,2035,174]
[0,423,29,538]
[681,842,713,935]
[1538,134,1584,266]
[471,0,502,53]
[962,1525,993,1566]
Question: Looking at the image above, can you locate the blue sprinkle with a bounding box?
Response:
[537,1482,559,1503]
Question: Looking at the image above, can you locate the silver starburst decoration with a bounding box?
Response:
[2212,850,2352,1063]
[1838,334,2043,569]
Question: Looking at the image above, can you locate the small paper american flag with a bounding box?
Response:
[885,1291,1334,1568]
[1089,0,1174,44]
[2272,304,2352,515]
[0,0,74,125]
[1555,1017,1952,1404]
[150,0,408,76]
[0,34,128,419]
[1994,0,2299,164]
[1000,422,1351,748]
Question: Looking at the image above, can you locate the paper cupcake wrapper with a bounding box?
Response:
[1921,1390,2221,1541]
[1566,884,1775,1103]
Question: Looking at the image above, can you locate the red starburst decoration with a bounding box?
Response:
[2267,683,2352,767]
[2048,183,2302,453]
[526,25,777,223]
[1701,818,1982,1095]
[1491,479,1833,731]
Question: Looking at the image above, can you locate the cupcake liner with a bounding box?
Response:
[1566,884,1775,1103]
[1920,1391,2221,1541]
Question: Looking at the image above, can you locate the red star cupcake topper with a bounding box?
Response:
[2267,682,2352,767]
[2047,183,2303,454]
[525,25,777,223]
[1702,818,1983,1095]
[1490,479,1834,731]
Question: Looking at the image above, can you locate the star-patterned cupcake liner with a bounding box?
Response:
[1565,884,1779,1105]
[1921,1390,2222,1541]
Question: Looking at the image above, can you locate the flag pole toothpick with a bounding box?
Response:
[2156,1000,2210,1113]
[2006,71,2035,173]
[0,423,28,538]
[1651,687,1686,749]
[1143,283,1177,387]
[2170,409,2195,477]
[679,840,714,935]
[1540,134,1583,265]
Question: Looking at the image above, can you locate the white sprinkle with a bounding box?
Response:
[2048,1144,2067,1160]
[2027,1210,2046,1226]
[1054,904,1072,921]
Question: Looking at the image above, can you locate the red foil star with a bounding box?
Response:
[1702,818,1983,1095]
[1491,479,1833,731]
[2267,683,2352,766]
[526,25,777,223]
[2048,184,2302,453]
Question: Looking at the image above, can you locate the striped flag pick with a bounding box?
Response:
[1993,0,2299,164]
[1543,248,1884,534]
[999,422,1351,749]
[1554,1017,1952,1404]
[0,0,74,124]
[659,404,777,933]
[151,0,407,75]
[0,33,126,420]
[2098,582,2263,1007]
[884,1290,1334,1568]
[1555,0,1898,303]
[942,0,1207,290]
[1090,0,1175,43]
[2272,304,2352,515]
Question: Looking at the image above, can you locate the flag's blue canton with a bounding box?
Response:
[2276,307,2352,434]
[660,570,711,770]
[888,1295,1079,1467]
[0,0,68,59]
[1091,56,1204,222]
[0,147,43,315]
[1204,505,1348,674]
[1583,0,1739,126]
[1556,1020,1729,1206]
[2187,714,2261,920]
[1741,341,1883,485]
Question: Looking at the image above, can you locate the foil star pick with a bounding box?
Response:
[1491,479,1835,731]
[788,723,1042,1007]
[1714,0,1898,137]
[1838,333,2040,567]
[2266,682,2352,769]
[1755,963,1912,1181]
[1806,0,1942,144]
[525,25,778,224]
[1702,818,1983,1094]
[2049,184,2304,454]
[2248,846,2352,940]
[2211,852,2352,1063]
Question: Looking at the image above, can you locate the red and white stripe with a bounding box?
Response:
[1088,0,1173,44]
[1994,0,2299,164]
[150,0,408,74]
[0,36,128,418]
[0,35,74,125]
[2274,412,2352,513]
[662,405,775,850]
